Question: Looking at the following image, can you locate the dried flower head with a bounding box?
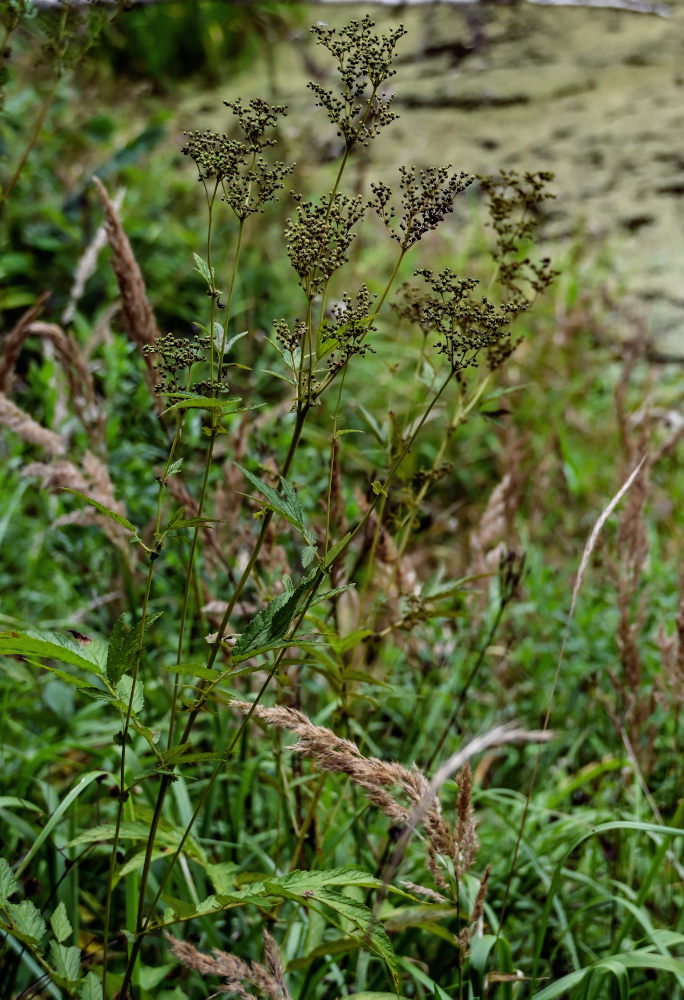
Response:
[395,267,524,374]
[309,16,406,149]
[231,700,466,888]
[323,284,378,373]
[183,99,293,219]
[166,928,291,1000]
[479,169,558,296]
[285,192,365,297]
[143,328,231,397]
[371,165,473,251]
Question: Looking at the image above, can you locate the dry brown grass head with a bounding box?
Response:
[232,701,501,890]
[0,393,66,456]
[92,175,162,412]
[165,929,291,1000]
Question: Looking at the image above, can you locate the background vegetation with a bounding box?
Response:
[2,2,684,999]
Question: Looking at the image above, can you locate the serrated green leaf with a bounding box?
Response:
[7,899,46,946]
[232,572,318,659]
[259,869,397,987]
[108,612,162,687]
[309,583,355,607]
[0,858,19,905]
[279,476,304,522]
[0,629,106,675]
[50,940,81,982]
[59,488,137,535]
[50,901,72,943]
[206,862,239,895]
[220,328,248,358]
[162,394,242,416]
[301,544,318,568]
[167,506,186,531]
[161,894,221,920]
[165,458,184,479]
[268,868,382,893]
[106,613,128,685]
[116,675,144,715]
[192,252,213,287]
[235,465,313,542]
[212,320,225,354]
[79,972,103,1000]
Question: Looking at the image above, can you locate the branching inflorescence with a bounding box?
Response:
[182,98,294,220]
[371,165,473,251]
[308,16,406,150]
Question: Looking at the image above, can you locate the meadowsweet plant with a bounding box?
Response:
[0,15,558,1000]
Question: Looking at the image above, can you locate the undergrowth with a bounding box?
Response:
[2,4,684,1000]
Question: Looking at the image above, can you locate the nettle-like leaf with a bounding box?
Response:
[262,869,397,986]
[192,252,214,289]
[59,488,139,537]
[0,858,19,905]
[301,544,318,568]
[49,940,81,983]
[6,899,46,947]
[165,458,184,479]
[162,394,242,417]
[213,325,248,358]
[106,612,162,686]
[50,900,72,943]
[79,972,103,1000]
[0,629,107,675]
[115,676,144,715]
[161,866,396,981]
[235,464,317,547]
[233,572,318,660]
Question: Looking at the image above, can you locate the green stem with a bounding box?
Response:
[167,218,245,748]
[101,551,155,998]
[166,427,214,749]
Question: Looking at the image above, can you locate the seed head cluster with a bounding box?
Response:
[182,98,293,220]
[308,16,406,149]
[285,192,365,297]
[273,317,307,358]
[323,284,378,373]
[371,165,473,251]
[143,330,229,396]
[479,169,558,296]
[395,267,524,374]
